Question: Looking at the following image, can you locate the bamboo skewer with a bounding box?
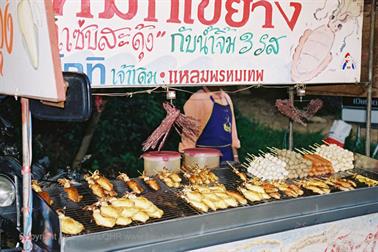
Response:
[258,150,267,155]
[321,140,330,145]
[302,148,313,154]
[226,161,236,172]
[266,147,278,153]
[309,146,317,151]
[247,153,257,159]
[295,148,306,155]
[241,163,249,170]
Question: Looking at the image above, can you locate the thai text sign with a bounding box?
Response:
[0,0,65,101]
[191,213,378,252]
[55,0,364,88]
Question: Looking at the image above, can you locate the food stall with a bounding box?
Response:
[0,0,377,251]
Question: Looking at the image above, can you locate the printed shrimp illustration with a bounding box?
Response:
[17,0,39,69]
[291,0,363,82]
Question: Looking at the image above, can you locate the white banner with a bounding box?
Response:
[191,213,378,252]
[0,0,65,101]
[55,0,364,88]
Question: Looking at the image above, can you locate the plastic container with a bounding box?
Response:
[142,151,181,176]
[183,148,222,169]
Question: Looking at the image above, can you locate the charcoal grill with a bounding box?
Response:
[35,167,378,251]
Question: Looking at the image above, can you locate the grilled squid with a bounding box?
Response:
[109,197,134,208]
[128,195,153,210]
[131,211,150,223]
[226,191,248,205]
[57,211,84,235]
[169,173,182,183]
[93,209,116,228]
[32,180,53,205]
[120,207,139,218]
[57,178,83,203]
[238,187,262,202]
[117,173,144,194]
[182,195,209,213]
[100,205,121,219]
[141,176,160,191]
[85,172,116,198]
[91,170,114,192]
[116,216,132,226]
[145,206,164,219]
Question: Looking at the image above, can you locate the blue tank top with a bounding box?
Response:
[196,96,233,162]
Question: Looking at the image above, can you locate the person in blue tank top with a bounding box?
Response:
[179,87,241,162]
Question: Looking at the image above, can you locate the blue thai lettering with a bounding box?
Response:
[239,32,253,54]
[171,26,192,52]
[185,35,197,53]
[86,57,106,85]
[266,35,286,55]
[171,26,236,55]
[111,64,157,85]
[225,37,236,54]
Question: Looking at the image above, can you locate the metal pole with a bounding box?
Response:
[366,0,376,156]
[21,98,33,251]
[288,88,294,150]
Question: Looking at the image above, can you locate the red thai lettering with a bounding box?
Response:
[99,0,137,20]
[275,2,302,31]
[198,0,222,25]
[53,0,303,31]
[169,70,178,83]
[77,0,93,18]
[234,70,242,81]
[251,0,274,28]
[184,0,194,24]
[53,0,65,16]
[225,0,251,28]
[201,70,209,82]
[179,70,189,83]
[144,0,157,22]
[53,0,93,18]
[210,70,218,82]
[226,70,233,82]
[166,0,194,24]
[256,70,264,81]
[167,0,180,23]
[219,70,225,81]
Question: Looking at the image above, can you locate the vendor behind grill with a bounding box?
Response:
[179,87,240,162]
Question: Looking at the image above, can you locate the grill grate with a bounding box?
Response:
[44,166,378,238]
[45,177,202,237]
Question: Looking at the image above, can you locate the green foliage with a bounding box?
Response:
[83,91,192,175]
[0,91,356,177]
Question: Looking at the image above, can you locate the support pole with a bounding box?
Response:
[366,0,376,156]
[288,88,294,150]
[21,98,33,251]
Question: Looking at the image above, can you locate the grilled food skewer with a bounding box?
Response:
[117,173,144,194]
[227,161,248,182]
[57,210,85,235]
[57,178,83,203]
[31,180,54,205]
[138,171,160,191]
